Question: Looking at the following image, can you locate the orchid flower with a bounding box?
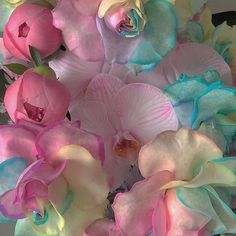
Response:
[113,128,236,235]
[164,70,236,152]
[70,74,178,190]
[53,0,177,71]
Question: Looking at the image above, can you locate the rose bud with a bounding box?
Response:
[3,3,62,61]
[4,66,70,125]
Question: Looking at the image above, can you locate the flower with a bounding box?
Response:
[70,74,178,189]
[53,0,177,70]
[3,2,62,61]
[113,128,236,235]
[0,121,109,236]
[164,70,236,152]
[4,67,70,125]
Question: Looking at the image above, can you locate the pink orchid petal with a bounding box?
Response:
[0,125,36,164]
[85,74,125,129]
[36,121,105,162]
[70,100,130,190]
[53,0,104,61]
[114,83,179,144]
[138,128,223,179]
[49,50,103,100]
[157,189,209,236]
[113,171,173,236]
[125,43,232,86]
[83,219,121,236]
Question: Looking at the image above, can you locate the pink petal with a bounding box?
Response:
[125,43,232,87]
[49,50,103,100]
[156,189,209,236]
[112,171,173,236]
[36,121,105,162]
[85,74,125,129]
[70,0,102,15]
[70,100,130,190]
[83,219,121,236]
[114,83,179,144]
[0,189,24,219]
[53,0,104,61]
[0,125,36,164]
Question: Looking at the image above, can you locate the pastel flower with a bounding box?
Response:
[0,121,109,236]
[164,70,236,152]
[113,128,236,235]
[70,74,178,189]
[3,3,62,61]
[4,67,70,125]
[53,0,177,70]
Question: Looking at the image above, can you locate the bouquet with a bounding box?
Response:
[0,0,236,235]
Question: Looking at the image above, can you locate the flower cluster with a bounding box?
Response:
[0,0,236,236]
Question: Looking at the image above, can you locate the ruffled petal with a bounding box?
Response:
[158,189,209,235]
[114,83,179,143]
[138,128,222,179]
[83,219,121,236]
[113,171,173,236]
[56,145,109,210]
[36,121,105,163]
[129,0,177,67]
[0,157,27,196]
[53,0,104,61]
[0,125,36,164]
[49,50,103,100]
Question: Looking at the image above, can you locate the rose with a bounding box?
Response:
[3,3,62,61]
[4,66,70,125]
[53,0,177,71]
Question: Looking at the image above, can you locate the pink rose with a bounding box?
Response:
[3,3,62,61]
[4,67,70,125]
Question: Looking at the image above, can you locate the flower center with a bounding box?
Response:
[23,102,45,122]
[18,22,30,38]
[113,131,141,159]
[33,209,48,225]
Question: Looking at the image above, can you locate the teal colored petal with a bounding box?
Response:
[0,1,13,33]
[204,185,236,234]
[0,157,27,196]
[129,0,177,67]
[15,219,39,236]
[164,74,208,105]
[187,20,204,43]
[191,85,236,129]
[176,187,225,233]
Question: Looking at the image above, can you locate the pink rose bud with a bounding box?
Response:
[3,3,62,61]
[4,66,70,125]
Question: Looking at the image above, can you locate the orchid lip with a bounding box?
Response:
[23,102,46,122]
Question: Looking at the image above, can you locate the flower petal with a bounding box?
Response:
[49,50,103,100]
[139,128,222,179]
[53,0,104,61]
[56,145,109,210]
[113,171,173,236]
[114,83,178,144]
[36,121,105,163]
[0,125,36,164]
[83,219,121,236]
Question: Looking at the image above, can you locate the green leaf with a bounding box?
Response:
[4,63,28,75]
[29,45,43,66]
